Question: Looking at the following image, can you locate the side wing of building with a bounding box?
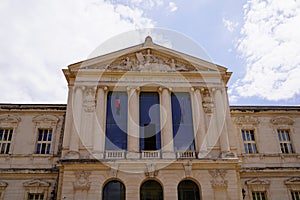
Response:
[0,104,66,200]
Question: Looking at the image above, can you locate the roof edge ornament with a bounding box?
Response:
[144,36,153,47]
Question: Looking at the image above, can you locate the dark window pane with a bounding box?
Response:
[46,144,51,154]
[38,130,43,141]
[171,93,195,151]
[103,180,125,200]
[105,92,128,151]
[48,130,52,141]
[140,180,163,200]
[43,130,48,141]
[178,180,200,200]
[5,143,10,154]
[139,92,161,151]
[36,144,41,154]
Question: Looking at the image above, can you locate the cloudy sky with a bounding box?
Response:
[0,0,299,105]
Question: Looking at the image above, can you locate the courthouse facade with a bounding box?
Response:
[0,37,299,200]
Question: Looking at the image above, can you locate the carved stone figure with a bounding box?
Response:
[73,171,91,190]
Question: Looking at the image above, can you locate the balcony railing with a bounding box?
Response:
[141,150,161,159]
[176,151,196,159]
[105,151,125,159]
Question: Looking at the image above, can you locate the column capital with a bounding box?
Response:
[158,87,172,92]
[97,86,108,91]
[126,86,140,91]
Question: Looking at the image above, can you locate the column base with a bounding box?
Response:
[162,152,176,159]
[64,150,80,159]
[126,152,140,159]
[91,151,104,159]
[220,151,236,159]
[198,151,210,159]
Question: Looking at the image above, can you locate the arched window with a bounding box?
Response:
[140,180,163,200]
[103,180,125,200]
[178,180,200,200]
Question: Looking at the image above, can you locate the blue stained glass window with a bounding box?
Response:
[171,92,195,151]
[105,92,128,150]
[139,92,161,151]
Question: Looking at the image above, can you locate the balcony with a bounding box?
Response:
[105,151,125,159]
[176,151,196,159]
[141,150,161,159]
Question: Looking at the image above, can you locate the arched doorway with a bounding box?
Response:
[178,180,200,200]
[140,180,163,200]
[102,180,125,200]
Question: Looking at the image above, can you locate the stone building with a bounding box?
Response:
[0,37,299,200]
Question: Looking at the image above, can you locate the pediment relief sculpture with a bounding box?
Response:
[86,49,204,72]
[271,116,294,125]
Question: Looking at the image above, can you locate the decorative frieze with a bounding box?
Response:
[183,161,192,177]
[145,163,158,178]
[234,116,259,125]
[209,169,228,188]
[73,171,91,191]
[271,116,294,125]
[83,87,97,112]
[202,88,214,113]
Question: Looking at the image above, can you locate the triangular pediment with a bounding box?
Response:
[64,36,230,83]
[245,178,270,185]
[285,177,300,185]
[23,179,50,187]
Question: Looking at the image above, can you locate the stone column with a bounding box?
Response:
[92,86,107,159]
[213,88,231,157]
[62,85,74,149]
[192,88,208,158]
[127,87,140,159]
[68,86,83,158]
[160,87,175,159]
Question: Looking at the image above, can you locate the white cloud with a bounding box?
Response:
[222,18,239,32]
[168,2,178,12]
[235,0,300,101]
[129,0,163,9]
[0,0,154,103]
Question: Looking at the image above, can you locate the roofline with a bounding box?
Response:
[0,104,299,111]
[230,105,300,111]
[0,104,67,110]
[67,37,228,70]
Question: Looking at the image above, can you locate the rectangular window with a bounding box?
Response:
[36,129,52,154]
[105,91,128,150]
[241,130,257,154]
[252,191,267,200]
[0,128,13,154]
[291,191,300,200]
[171,92,195,151]
[139,92,161,151]
[277,130,294,154]
[28,193,44,200]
